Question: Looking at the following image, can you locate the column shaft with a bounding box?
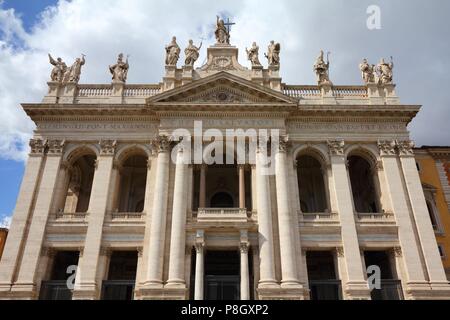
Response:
[239,165,246,208]
[0,153,44,289]
[274,149,300,286]
[199,164,206,208]
[14,153,63,292]
[240,243,250,300]
[167,149,188,286]
[194,243,204,300]
[145,150,170,286]
[255,149,277,287]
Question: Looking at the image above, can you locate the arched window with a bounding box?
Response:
[117,155,147,212]
[210,192,234,208]
[297,155,328,213]
[63,154,96,213]
[348,155,379,213]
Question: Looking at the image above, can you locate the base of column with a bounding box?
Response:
[343,281,371,300]
[135,286,187,300]
[7,282,37,299]
[257,285,308,300]
[72,282,99,300]
[0,282,12,292]
[405,281,450,300]
[139,280,164,289]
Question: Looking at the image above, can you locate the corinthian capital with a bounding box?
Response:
[29,138,46,155]
[99,139,117,155]
[327,139,344,156]
[152,135,171,153]
[377,140,396,156]
[47,139,65,155]
[276,135,290,153]
[396,140,414,156]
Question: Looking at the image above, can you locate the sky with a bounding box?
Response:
[0,0,449,226]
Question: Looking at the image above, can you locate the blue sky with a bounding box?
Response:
[0,1,57,225]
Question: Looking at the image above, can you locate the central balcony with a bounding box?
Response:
[195,207,249,223]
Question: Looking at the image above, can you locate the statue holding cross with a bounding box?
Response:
[215,15,234,44]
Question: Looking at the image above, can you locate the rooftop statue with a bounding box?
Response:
[359,58,375,84]
[246,42,261,67]
[376,57,394,84]
[64,54,86,84]
[165,36,181,66]
[215,15,230,44]
[109,53,129,82]
[314,50,332,85]
[48,54,67,82]
[184,39,202,67]
[265,40,280,67]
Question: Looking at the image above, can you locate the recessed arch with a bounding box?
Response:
[63,144,99,165]
[115,144,152,166]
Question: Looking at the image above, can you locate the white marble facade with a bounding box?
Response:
[0,41,449,300]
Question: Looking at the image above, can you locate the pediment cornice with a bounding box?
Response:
[146,71,297,106]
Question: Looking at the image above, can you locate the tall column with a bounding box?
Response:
[397,141,450,290]
[240,241,250,300]
[274,139,300,287]
[167,148,189,287]
[327,140,370,299]
[0,139,46,291]
[199,164,206,208]
[194,242,204,300]
[12,140,65,296]
[378,140,428,289]
[239,165,246,208]
[73,140,116,299]
[255,146,277,287]
[143,136,170,287]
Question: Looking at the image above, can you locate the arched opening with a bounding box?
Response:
[210,192,234,208]
[117,155,147,212]
[348,155,379,213]
[297,155,328,213]
[63,154,96,213]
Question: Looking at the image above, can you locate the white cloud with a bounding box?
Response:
[0,0,449,163]
[0,215,11,228]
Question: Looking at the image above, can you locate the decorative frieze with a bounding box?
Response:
[327,139,344,156]
[377,140,396,156]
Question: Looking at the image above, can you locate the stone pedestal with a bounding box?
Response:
[268,65,281,92]
[367,83,384,105]
[163,65,177,91]
[320,83,336,104]
[251,64,264,86]
[42,81,62,103]
[182,65,193,86]
[109,80,125,104]
[60,82,78,104]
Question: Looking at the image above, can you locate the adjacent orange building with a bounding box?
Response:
[415,146,450,280]
[0,228,8,261]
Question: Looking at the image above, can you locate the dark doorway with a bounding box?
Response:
[306,251,342,300]
[101,251,137,300]
[205,250,240,300]
[39,251,80,300]
[364,251,403,300]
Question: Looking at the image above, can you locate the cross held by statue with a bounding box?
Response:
[224,17,235,34]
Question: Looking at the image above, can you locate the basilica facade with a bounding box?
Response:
[0,24,449,300]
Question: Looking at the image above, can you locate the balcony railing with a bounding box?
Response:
[370,279,403,300]
[39,280,72,300]
[309,280,342,300]
[110,211,145,220]
[101,280,135,300]
[196,207,248,223]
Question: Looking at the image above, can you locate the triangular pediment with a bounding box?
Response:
[147,72,296,105]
